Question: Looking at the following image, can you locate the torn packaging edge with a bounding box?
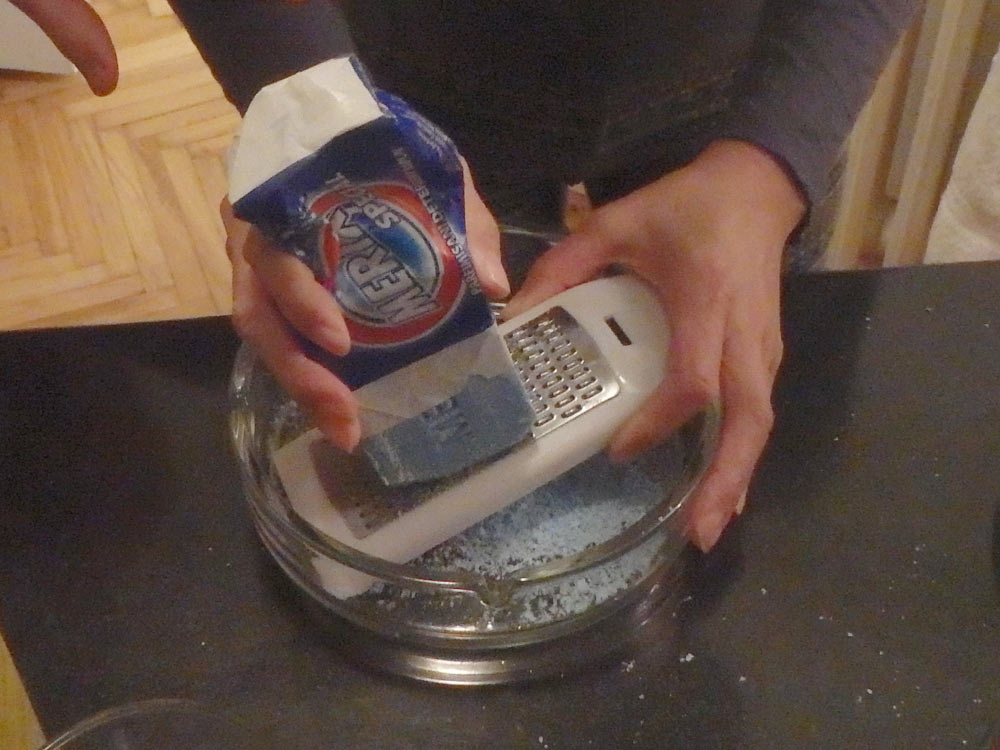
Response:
[355,332,535,485]
[228,57,381,206]
[227,56,534,485]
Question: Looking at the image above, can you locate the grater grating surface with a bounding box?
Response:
[504,306,620,439]
[307,438,423,540]
[312,305,621,541]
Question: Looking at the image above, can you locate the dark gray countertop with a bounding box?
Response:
[1,262,998,748]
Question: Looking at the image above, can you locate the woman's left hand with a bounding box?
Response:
[503,139,806,552]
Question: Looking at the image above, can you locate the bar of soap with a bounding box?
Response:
[361,373,534,486]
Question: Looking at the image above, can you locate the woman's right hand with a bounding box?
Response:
[220,158,509,452]
[222,199,362,451]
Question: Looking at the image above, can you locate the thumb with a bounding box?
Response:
[502,229,608,319]
[460,157,508,299]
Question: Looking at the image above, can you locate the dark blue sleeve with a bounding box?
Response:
[718,0,920,207]
[166,0,354,114]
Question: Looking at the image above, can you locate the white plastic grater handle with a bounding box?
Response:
[273,275,669,597]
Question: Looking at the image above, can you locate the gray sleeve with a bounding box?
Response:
[718,0,921,207]
[166,0,354,114]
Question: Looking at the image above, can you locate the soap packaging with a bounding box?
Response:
[228,56,534,486]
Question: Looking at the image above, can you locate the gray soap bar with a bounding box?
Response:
[361,373,535,487]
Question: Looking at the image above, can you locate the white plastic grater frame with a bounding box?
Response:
[272,274,669,597]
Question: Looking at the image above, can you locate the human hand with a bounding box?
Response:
[11,0,118,95]
[503,140,806,552]
[222,158,509,452]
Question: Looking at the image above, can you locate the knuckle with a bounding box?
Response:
[294,305,334,339]
[241,229,268,267]
[291,379,327,405]
[230,306,256,339]
[769,336,785,370]
[295,380,352,420]
[584,210,624,254]
[673,368,718,410]
[772,335,785,360]
[744,400,775,434]
[699,467,748,508]
[695,253,730,283]
[241,243,259,269]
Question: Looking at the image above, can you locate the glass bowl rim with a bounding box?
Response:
[229,341,720,595]
[39,699,225,750]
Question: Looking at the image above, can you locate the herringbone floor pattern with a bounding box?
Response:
[0,0,238,330]
[1,8,236,745]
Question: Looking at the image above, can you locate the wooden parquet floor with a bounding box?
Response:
[0,0,239,330]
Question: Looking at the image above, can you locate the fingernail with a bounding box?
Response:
[692,509,728,552]
[322,418,361,453]
[322,326,351,356]
[343,420,361,453]
[484,264,511,299]
[735,491,748,515]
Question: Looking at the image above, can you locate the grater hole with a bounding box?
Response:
[534,413,555,428]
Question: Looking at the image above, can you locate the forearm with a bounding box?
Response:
[167,0,353,113]
[718,0,920,208]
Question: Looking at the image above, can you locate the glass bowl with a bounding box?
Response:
[228,231,719,683]
[39,699,250,750]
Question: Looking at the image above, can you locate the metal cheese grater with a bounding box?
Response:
[315,304,622,541]
[306,438,425,540]
[503,306,620,439]
[275,275,667,581]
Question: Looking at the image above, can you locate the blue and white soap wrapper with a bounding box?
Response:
[228,57,533,486]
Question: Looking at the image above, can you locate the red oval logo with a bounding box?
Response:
[306,182,465,346]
